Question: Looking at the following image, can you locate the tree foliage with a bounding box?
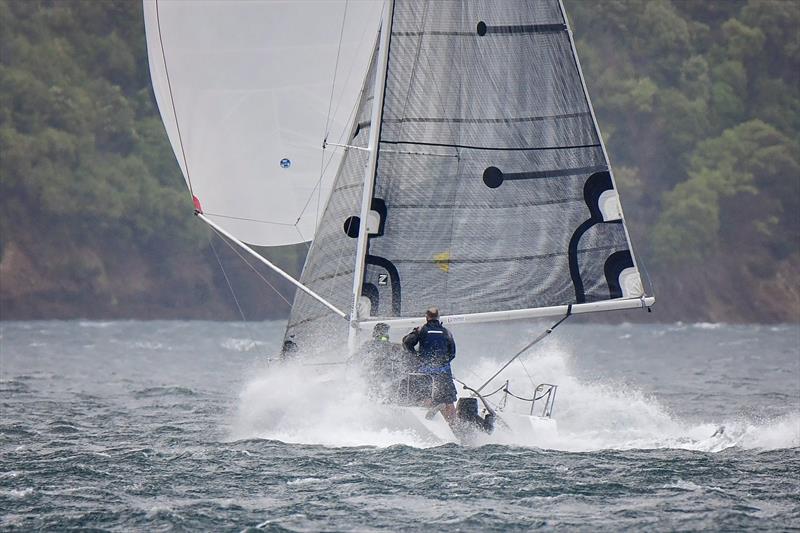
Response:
[567,0,799,272]
[0,0,798,320]
[0,0,203,258]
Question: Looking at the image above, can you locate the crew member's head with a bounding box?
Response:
[373,322,390,341]
[282,339,298,356]
[425,307,440,322]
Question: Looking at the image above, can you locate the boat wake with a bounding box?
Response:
[229,344,799,453]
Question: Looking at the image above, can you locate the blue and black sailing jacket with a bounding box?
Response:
[402,320,456,375]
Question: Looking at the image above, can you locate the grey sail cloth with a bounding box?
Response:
[283,43,380,348]
[284,0,646,346]
[361,0,642,319]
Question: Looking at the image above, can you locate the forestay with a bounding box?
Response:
[143,0,382,246]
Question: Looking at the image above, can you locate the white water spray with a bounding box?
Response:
[229,328,800,452]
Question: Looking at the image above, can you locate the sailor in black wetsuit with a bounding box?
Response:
[362,323,414,401]
[280,339,298,359]
[402,307,458,424]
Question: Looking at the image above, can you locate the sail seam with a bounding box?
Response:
[390,244,620,264]
[203,212,296,228]
[383,112,591,124]
[380,140,601,152]
[379,197,584,209]
[393,24,566,37]
[392,31,472,36]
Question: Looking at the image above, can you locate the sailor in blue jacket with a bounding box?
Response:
[402,307,458,423]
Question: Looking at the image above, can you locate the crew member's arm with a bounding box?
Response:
[402,328,420,353]
[446,329,456,362]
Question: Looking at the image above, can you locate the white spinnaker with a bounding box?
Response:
[143,0,382,246]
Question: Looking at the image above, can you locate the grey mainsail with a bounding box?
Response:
[361,0,644,320]
[290,0,648,343]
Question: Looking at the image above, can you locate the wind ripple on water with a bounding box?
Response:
[0,321,797,530]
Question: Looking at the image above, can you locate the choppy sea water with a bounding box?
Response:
[1,320,798,531]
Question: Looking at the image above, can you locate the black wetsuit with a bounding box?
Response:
[362,339,415,401]
[402,320,458,404]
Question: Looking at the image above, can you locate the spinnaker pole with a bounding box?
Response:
[197,213,347,319]
[348,0,394,353]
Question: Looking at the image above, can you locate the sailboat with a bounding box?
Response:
[144,0,655,443]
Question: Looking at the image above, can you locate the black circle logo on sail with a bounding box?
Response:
[483,166,504,188]
[343,216,360,238]
[477,21,487,36]
[280,158,291,169]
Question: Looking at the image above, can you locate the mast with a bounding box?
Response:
[348,0,394,352]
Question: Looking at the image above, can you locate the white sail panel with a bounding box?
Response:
[143,0,383,246]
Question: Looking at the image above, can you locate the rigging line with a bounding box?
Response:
[155,0,194,197]
[204,212,296,227]
[209,234,246,321]
[295,1,387,227]
[209,226,293,308]
[318,0,349,232]
[316,152,323,231]
[323,0,349,140]
[474,311,572,393]
[294,93,359,225]
[441,26,467,302]
[467,382,507,399]
[418,15,461,153]
[501,387,555,403]
[294,51,367,227]
[209,233,274,362]
[380,139,602,152]
[640,251,656,297]
[295,212,346,302]
[452,374,505,413]
[326,1,385,140]
[294,226,311,251]
[395,0,431,143]
[517,356,537,390]
[451,377,497,417]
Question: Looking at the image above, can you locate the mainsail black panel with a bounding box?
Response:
[363,0,642,318]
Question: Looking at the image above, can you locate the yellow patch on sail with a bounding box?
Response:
[433,251,450,273]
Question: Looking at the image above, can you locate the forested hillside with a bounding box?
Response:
[1,0,798,322]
